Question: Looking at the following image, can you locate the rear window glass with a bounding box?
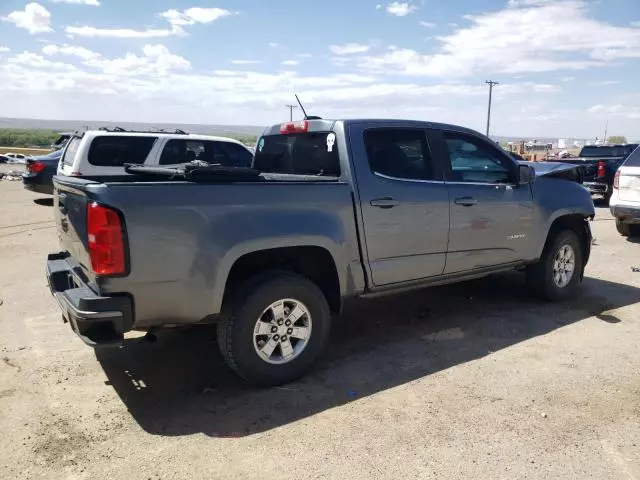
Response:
[253,132,340,176]
[580,145,637,158]
[62,137,81,166]
[88,136,156,167]
[623,145,640,167]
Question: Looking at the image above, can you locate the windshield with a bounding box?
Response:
[580,145,637,158]
[253,132,340,176]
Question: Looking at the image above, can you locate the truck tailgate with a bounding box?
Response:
[53,177,94,279]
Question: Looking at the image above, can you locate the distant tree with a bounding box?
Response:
[607,135,627,144]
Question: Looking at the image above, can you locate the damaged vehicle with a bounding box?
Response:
[46,119,595,386]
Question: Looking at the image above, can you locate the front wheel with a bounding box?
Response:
[616,218,630,237]
[527,230,583,301]
[217,273,331,386]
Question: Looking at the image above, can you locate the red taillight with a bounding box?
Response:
[28,161,46,173]
[613,170,620,189]
[280,120,309,134]
[87,202,125,276]
[597,161,606,179]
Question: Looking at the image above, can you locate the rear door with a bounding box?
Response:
[431,129,534,273]
[618,147,640,203]
[349,124,450,286]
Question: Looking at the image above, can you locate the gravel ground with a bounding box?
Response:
[1,176,639,480]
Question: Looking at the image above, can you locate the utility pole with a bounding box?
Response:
[285,104,298,121]
[485,80,499,137]
[603,120,608,144]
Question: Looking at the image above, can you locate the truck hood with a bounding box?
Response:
[519,161,584,177]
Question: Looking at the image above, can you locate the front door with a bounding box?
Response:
[434,130,534,274]
[350,125,450,287]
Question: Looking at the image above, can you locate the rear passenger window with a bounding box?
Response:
[62,137,81,166]
[88,136,156,167]
[624,146,640,167]
[159,140,252,167]
[364,128,435,180]
[443,132,511,183]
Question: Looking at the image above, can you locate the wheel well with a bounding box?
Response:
[223,247,341,314]
[545,214,590,264]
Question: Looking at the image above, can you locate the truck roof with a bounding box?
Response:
[262,118,487,138]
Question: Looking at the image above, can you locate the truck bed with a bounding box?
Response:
[52,175,364,330]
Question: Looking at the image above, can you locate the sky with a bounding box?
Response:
[0,0,639,139]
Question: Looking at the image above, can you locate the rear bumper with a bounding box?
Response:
[584,181,609,196]
[46,252,133,347]
[610,205,640,224]
[23,175,54,195]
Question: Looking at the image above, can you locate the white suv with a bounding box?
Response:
[610,145,640,237]
[57,129,254,177]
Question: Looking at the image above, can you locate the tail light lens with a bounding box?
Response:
[87,202,125,276]
[613,170,620,189]
[27,161,46,173]
[597,161,606,179]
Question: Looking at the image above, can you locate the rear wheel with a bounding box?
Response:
[217,272,331,386]
[615,218,630,237]
[527,230,583,301]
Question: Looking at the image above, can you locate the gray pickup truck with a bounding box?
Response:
[47,119,594,386]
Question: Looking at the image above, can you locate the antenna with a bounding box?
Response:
[295,94,309,119]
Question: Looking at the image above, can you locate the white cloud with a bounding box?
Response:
[281,60,300,66]
[66,6,233,38]
[384,2,418,16]
[42,44,100,60]
[8,52,76,70]
[588,104,640,120]
[269,42,280,48]
[559,76,576,82]
[357,0,640,77]
[65,25,183,38]
[329,43,371,55]
[588,80,621,86]
[159,7,233,26]
[50,0,100,5]
[80,44,190,76]
[231,60,262,65]
[419,21,435,28]
[0,46,10,53]
[297,53,313,58]
[2,3,52,34]
[631,21,640,27]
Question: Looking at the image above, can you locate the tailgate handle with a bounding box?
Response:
[58,193,67,215]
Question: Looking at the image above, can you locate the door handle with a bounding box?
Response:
[454,197,477,206]
[370,197,399,209]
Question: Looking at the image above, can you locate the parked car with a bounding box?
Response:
[4,152,28,163]
[0,154,11,164]
[46,118,594,386]
[553,144,639,201]
[57,128,254,177]
[23,149,63,195]
[610,145,640,237]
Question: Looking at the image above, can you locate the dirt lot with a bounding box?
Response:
[1,171,639,480]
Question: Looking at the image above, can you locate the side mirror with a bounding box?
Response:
[518,164,535,185]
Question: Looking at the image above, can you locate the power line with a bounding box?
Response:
[485,80,499,137]
[285,104,298,121]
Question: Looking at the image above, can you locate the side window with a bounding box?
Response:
[217,142,253,167]
[364,128,435,180]
[443,132,512,183]
[62,137,81,166]
[88,136,156,167]
[160,139,209,165]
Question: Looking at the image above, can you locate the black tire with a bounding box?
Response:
[616,218,630,237]
[217,272,331,386]
[526,230,583,301]
[629,225,640,238]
